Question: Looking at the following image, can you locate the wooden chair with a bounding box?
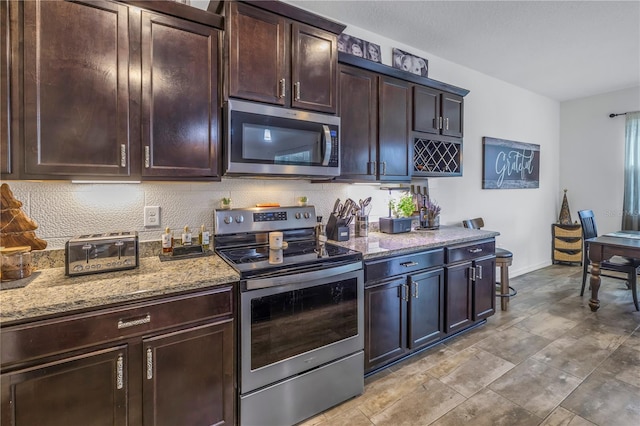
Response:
[577,209,640,311]
[462,218,514,311]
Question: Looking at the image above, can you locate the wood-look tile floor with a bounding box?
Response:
[299,265,640,426]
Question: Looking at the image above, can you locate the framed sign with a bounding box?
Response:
[482,137,540,189]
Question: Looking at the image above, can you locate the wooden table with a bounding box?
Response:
[586,231,640,311]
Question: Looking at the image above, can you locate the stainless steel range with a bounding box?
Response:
[213,206,364,426]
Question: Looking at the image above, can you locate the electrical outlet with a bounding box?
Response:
[144,206,160,227]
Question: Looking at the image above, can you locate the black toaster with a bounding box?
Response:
[65,231,139,276]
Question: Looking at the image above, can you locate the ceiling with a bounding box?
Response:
[201,0,640,102]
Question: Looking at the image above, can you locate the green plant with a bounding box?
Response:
[299,196,308,203]
[390,192,415,218]
[221,197,231,205]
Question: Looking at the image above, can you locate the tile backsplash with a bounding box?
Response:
[8,179,394,250]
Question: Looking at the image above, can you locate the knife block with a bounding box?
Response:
[326,213,350,241]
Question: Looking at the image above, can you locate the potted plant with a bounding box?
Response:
[380,191,415,234]
[297,196,308,206]
[220,197,232,210]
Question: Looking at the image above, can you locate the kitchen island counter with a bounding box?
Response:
[332,225,499,259]
[0,255,240,325]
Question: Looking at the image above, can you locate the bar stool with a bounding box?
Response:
[462,218,516,311]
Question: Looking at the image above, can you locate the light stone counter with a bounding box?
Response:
[332,225,499,259]
[0,255,239,325]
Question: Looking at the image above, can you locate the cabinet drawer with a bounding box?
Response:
[446,239,495,264]
[553,226,582,238]
[1,285,234,368]
[554,238,582,250]
[365,249,444,284]
[553,249,582,263]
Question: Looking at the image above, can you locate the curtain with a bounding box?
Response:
[622,111,640,230]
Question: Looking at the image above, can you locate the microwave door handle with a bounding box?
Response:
[321,125,332,166]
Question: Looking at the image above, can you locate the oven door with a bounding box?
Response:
[225,99,340,177]
[240,263,363,394]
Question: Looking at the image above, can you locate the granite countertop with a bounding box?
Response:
[333,225,500,260]
[0,255,240,325]
[1,226,497,325]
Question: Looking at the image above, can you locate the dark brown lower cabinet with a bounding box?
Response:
[364,249,444,373]
[1,346,128,426]
[365,240,496,374]
[0,286,235,426]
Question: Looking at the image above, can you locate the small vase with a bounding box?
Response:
[427,216,440,229]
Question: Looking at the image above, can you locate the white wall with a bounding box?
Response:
[560,86,640,234]
[6,17,562,278]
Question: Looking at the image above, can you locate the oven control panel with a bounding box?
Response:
[214,206,317,235]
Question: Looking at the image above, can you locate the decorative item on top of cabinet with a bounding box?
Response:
[226,1,345,114]
[552,223,583,265]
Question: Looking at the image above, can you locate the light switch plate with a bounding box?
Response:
[144,206,160,227]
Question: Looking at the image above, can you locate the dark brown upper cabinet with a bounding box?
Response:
[2,0,223,181]
[338,64,410,182]
[140,11,220,179]
[21,0,136,179]
[227,1,340,114]
[413,85,463,138]
[1,0,11,176]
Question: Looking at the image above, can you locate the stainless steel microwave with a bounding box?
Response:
[224,100,340,178]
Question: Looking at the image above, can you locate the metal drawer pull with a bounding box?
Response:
[117,314,151,329]
[468,248,483,253]
[294,82,301,100]
[144,146,150,168]
[116,354,124,390]
[146,348,153,380]
[400,261,419,267]
[120,144,127,167]
[412,281,419,298]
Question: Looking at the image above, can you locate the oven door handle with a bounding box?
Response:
[321,125,332,166]
[244,261,362,290]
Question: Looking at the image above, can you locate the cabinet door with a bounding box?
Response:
[378,76,411,181]
[444,263,473,334]
[143,320,234,426]
[141,12,220,178]
[412,85,440,135]
[228,2,287,106]
[22,0,135,178]
[291,22,337,113]
[408,268,445,349]
[338,65,377,180]
[1,346,128,426]
[441,93,463,138]
[473,256,496,321]
[1,0,10,175]
[365,278,408,372]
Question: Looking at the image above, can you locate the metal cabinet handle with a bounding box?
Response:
[146,348,153,380]
[469,266,476,282]
[398,284,409,301]
[382,161,387,175]
[476,265,483,280]
[117,314,151,329]
[371,160,377,176]
[438,117,443,129]
[279,78,286,98]
[116,354,124,390]
[445,117,449,130]
[411,281,419,298]
[120,144,126,167]
[468,248,483,253]
[294,82,301,100]
[144,146,150,168]
[400,261,419,268]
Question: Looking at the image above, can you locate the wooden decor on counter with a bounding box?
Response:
[0,183,47,250]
